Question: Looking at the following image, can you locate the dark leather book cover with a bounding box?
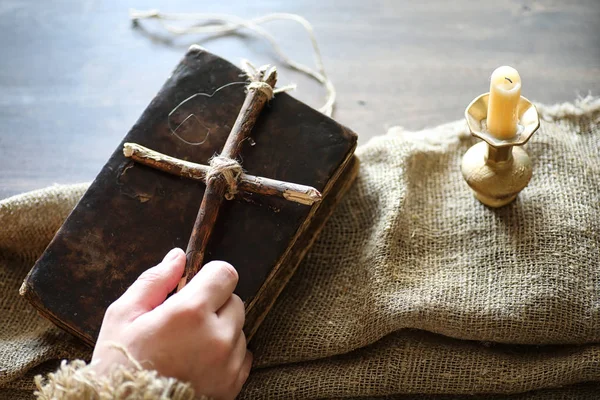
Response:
[20,46,358,346]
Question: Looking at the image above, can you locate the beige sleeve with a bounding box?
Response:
[33,359,209,400]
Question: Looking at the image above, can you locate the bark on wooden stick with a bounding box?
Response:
[178,66,278,291]
[123,142,322,206]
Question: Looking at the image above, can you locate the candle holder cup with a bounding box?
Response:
[461,93,540,208]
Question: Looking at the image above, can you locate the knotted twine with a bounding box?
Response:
[206,156,244,200]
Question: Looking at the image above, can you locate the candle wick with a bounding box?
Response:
[505,77,513,84]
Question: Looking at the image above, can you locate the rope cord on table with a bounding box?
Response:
[129,9,336,117]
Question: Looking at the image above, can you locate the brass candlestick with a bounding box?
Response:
[461,93,540,207]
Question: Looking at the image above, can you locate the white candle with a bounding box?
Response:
[486,66,521,139]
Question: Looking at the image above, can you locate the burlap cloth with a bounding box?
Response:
[1,98,599,399]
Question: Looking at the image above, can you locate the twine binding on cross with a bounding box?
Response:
[241,59,296,98]
[247,81,274,100]
[207,155,244,200]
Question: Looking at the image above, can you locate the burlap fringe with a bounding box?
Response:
[535,95,600,121]
[33,359,204,400]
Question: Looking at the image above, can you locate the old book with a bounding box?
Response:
[20,46,358,346]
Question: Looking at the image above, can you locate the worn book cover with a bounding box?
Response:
[20,46,358,346]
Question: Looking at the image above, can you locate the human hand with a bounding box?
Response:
[91,248,251,399]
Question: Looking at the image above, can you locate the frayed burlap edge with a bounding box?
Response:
[34,357,203,400]
[535,95,600,121]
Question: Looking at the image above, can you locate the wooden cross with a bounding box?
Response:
[122,65,322,291]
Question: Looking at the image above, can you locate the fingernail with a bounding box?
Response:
[163,248,181,262]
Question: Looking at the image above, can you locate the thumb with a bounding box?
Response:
[117,248,186,319]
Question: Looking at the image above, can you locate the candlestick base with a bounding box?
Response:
[461,142,531,208]
[461,93,540,208]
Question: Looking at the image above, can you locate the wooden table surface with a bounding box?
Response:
[1,0,598,199]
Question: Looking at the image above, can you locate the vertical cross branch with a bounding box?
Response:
[178,66,278,291]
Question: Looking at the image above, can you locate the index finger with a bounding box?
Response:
[175,260,239,312]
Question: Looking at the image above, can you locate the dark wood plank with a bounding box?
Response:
[1,0,599,199]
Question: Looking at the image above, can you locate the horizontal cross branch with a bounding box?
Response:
[123,142,322,206]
